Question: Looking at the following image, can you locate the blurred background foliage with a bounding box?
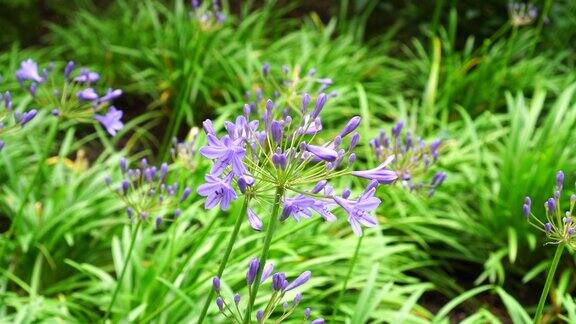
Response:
[1,0,576,322]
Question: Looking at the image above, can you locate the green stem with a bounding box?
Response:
[331,234,364,319]
[105,220,142,318]
[243,186,284,324]
[197,197,250,324]
[534,243,564,324]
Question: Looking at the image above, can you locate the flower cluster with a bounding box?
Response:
[243,64,336,118]
[508,2,538,27]
[212,258,324,323]
[191,0,225,28]
[370,121,446,197]
[0,91,37,151]
[171,127,201,169]
[105,157,192,228]
[523,171,576,248]
[15,59,124,136]
[197,85,395,235]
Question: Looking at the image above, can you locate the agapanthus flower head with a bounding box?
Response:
[13,59,124,136]
[0,91,38,151]
[508,2,538,27]
[370,120,446,196]
[524,170,576,248]
[105,157,191,228]
[196,65,398,235]
[211,259,319,323]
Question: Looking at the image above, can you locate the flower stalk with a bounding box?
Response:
[243,185,284,323]
[534,243,564,324]
[198,196,250,323]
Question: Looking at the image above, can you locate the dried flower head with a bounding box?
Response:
[190,0,226,29]
[171,127,201,169]
[508,2,538,27]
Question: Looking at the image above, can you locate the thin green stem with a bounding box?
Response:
[197,196,250,324]
[534,243,564,324]
[105,220,142,318]
[331,234,364,319]
[243,186,284,324]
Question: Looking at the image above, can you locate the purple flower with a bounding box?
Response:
[247,208,263,231]
[522,203,530,218]
[556,170,565,190]
[95,106,124,136]
[311,319,325,324]
[246,258,260,285]
[200,133,247,176]
[333,187,381,236]
[544,222,553,233]
[272,272,288,291]
[311,93,326,119]
[4,91,12,110]
[305,143,338,162]
[77,88,99,101]
[99,88,123,103]
[285,271,311,291]
[64,61,75,80]
[352,160,398,184]
[262,63,270,76]
[261,262,274,283]
[234,293,241,305]
[272,151,287,169]
[212,276,221,293]
[19,110,37,126]
[293,292,302,305]
[282,195,315,221]
[16,59,44,83]
[339,116,361,138]
[256,310,264,322]
[215,297,224,311]
[197,174,238,210]
[75,68,100,83]
[546,198,556,215]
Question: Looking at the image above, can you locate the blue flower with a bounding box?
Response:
[95,106,124,136]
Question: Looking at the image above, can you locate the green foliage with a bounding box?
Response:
[2,0,576,323]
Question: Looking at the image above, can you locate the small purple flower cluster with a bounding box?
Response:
[0,91,37,151]
[105,157,192,228]
[197,82,398,235]
[212,258,324,323]
[15,59,124,136]
[508,2,538,27]
[370,120,446,197]
[523,171,576,248]
[191,0,225,27]
[243,64,336,118]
